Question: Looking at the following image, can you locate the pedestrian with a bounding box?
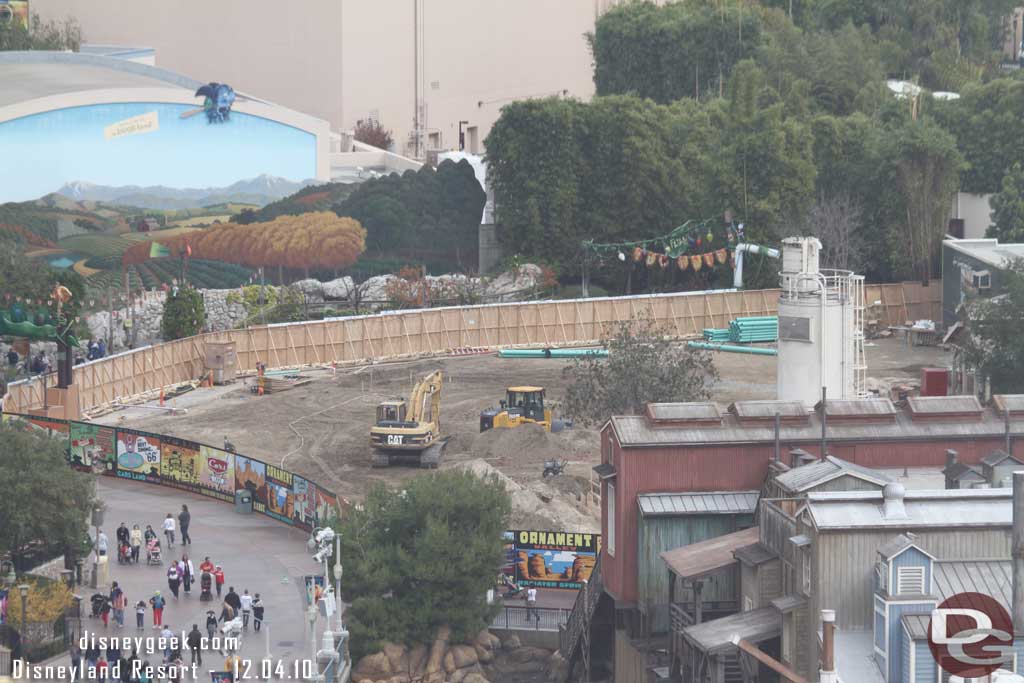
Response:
[86,340,96,361]
[166,562,181,599]
[162,513,176,547]
[180,554,195,595]
[199,556,214,574]
[224,653,242,676]
[97,657,108,683]
[116,522,129,547]
[206,610,218,640]
[138,661,153,683]
[240,589,253,630]
[70,641,83,682]
[224,586,241,613]
[6,348,18,368]
[219,600,235,626]
[135,600,146,629]
[149,591,165,628]
[178,505,191,545]
[110,582,127,628]
[160,624,174,662]
[118,652,132,683]
[129,524,143,563]
[252,594,264,632]
[213,566,225,597]
[525,586,539,622]
[105,641,121,670]
[100,594,111,628]
[97,530,109,558]
[97,339,106,359]
[186,624,203,667]
[143,524,156,545]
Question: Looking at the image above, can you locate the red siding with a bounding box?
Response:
[599,423,1024,604]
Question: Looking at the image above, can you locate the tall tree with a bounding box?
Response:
[989,162,1024,242]
[960,260,1024,393]
[0,420,95,570]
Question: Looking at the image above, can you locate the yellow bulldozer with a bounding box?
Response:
[479,386,553,432]
[370,369,447,468]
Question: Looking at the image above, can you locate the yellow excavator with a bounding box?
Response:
[479,386,554,432]
[370,369,448,468]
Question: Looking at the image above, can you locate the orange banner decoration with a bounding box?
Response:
[703,252,714,267]
[659,254,670,269]
[632,247,644,262]
[690,254,702,271]
[677,255,689,271]
[646,252,658,267]
[730,251,737,269]
[716,248,727,264]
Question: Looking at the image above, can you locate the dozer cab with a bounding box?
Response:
[370,370,448,468]
[479,386,553,432]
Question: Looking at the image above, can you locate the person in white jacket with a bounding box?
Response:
[162,513,176,547]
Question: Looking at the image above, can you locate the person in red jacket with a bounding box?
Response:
[213,566,225,598]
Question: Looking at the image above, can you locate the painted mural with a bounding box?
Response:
[68,422,117,475]
[0,102,317,203]
[234,454,268,511]
[506,530,600,590]
[199,445,235,502]
[292,476,316,529]
[116,430,161,483]
[161,436,201,490]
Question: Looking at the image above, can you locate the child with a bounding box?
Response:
[96,657,108,683]
[135,600,146,629]
[213,565,225,597]
[206,610,219,640]
[252,594,264,632]
[100,595,111,628]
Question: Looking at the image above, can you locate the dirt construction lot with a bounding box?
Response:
[98,338,948,532]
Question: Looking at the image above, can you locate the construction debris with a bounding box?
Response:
[253,374,313,394]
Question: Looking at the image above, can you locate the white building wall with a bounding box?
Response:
[951,191,994,239]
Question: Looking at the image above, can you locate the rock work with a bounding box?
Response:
[352,627,565,683]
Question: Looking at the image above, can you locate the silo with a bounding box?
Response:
[776,237,866,404]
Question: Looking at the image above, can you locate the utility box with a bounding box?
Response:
[234,489,253,514]
[206,342,237,385]
[921,367,950,397]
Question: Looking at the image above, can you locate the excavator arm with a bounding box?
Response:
[408,370,443,424]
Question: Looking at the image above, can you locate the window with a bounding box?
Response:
[802,549,812,595]
[607,482,616,556]
[972,270,991,290]
[875,562,888,593]
[744,596,754,612]
[897,566,925,594]
[467,126,479,153]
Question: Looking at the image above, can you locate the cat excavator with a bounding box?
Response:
[370,369,448,468]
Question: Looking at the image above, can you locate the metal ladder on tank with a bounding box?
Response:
[851,275,868,397]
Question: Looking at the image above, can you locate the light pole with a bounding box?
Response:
[18,584,29,662]
[333,533,343,633]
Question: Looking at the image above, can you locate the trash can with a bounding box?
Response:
[234,489,253,514]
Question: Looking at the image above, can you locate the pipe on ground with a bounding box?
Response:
[687,341,778,356]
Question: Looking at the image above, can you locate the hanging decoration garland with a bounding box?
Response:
[583,219,746,273]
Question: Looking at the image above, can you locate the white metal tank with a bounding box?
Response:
[776,237,866,404]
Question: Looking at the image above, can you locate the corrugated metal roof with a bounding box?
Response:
[609,406,1024,447]
[730,400,808,419]
[805,489,1013,530]
[994,394,1024,414]
[981,449,1022,467]
[876,533,935,560]
[901,613,930,640]
[638,491,759,516]
[733,543,777,566]
[773,456,891,493]
[680,606,780,654]
[770,594,807,613]
[592,463,616,479]
[942,462,984,481]
[821,399,898,417]
[646,402,721,422]
[934,559,1012,612]
[907,395,983,415]
[661,527,759,580]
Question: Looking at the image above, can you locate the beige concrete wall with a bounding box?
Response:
[951,191,994,239]
[34,0,638,156]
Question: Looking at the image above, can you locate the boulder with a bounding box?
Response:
[462,673,490,683]
[382,642,409,674]
[501,635,521,650]
[321,276,355,300]
[509,646,550,664]
[353,652,392,681]
[362,274,399,304]
[424,672,444,683]
[450,645,478,669]
[408,644,428,676]
[443,651,457,674]
[485,264,543,300]
[474,630,499,652]
[473,643,492,664]
[292,278,325,299]
[425,625,451,674]
[547,651,569,683]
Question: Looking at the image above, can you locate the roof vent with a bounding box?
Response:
[882,482,908,520]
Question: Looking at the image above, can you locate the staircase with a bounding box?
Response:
[559,555,603,678]
[721,651,744,683]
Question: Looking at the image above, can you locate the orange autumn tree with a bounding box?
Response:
[123,212,366,278]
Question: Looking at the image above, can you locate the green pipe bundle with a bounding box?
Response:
[499,348,609,359]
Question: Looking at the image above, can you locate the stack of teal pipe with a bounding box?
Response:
[728,316,778,343]
[498,348,609,359]
[702,328,731,342]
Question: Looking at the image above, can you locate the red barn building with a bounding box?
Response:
[581,394,1024,680]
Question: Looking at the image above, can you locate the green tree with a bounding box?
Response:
[353,119,394,150]
[961,260,1024,393]
[337,470,511,659]
[161,287,205,340]
[0,12,82,51]
[561,316,719,426]
[989,163,1024,242]
[0,420,95,570]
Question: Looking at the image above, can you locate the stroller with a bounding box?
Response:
[146,538,162,565]
[117,541,132,565]
[200,571,213,602]
[89,593,108,618]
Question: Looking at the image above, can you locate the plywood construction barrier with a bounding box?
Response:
[2,282,941,415]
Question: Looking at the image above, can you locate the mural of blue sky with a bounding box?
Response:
[0,102,316,203]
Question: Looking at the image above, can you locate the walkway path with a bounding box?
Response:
[59,476,337,679]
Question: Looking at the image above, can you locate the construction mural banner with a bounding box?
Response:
[0,413,339,531]
[506,530,601,590]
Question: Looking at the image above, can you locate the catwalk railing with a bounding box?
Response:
[3,282,940,415]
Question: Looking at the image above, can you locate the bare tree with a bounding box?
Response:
[798,194,865,272]
[341,277,372,314]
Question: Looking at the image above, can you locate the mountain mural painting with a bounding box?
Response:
[505,530,600,590]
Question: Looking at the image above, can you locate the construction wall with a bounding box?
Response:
[3,282,940,415]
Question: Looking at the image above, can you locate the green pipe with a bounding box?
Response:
[687,341,778,356]
[499,348,609,359]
